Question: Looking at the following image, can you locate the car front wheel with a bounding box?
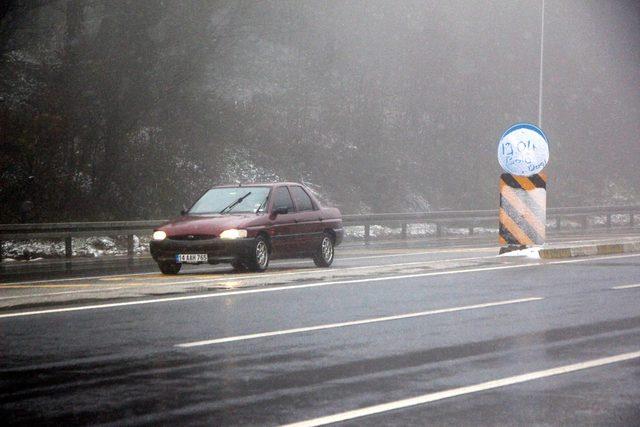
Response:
[313,233,334,267]
[247,236,270,272]
[158,261,181,275]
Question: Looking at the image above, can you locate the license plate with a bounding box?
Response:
[176,253,208,263]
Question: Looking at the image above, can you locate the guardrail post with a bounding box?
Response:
[436,223,443,238]
[401,223,407,240]
[65,236,72,258]
[468,226,474,236]
[581,215,588,230]
[557,216,561,231]
[127,234,134,263]
[0,238,3,264]
[364,224,370,245]
[64,235,72,272]
[631,213,635,227]
[606,214,612,229]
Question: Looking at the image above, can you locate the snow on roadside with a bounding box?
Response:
[344,224,497,239]
[2,236,151,261]
[498,247,541,259]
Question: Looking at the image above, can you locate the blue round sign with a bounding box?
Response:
[498,123,549,176]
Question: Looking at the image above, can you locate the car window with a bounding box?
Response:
[272,187,295,212]
[189,187,270,214]
[289,186,315,211]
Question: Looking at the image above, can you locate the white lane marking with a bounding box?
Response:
[612,283,640,290]
[1,248,495,285]
[0,287,124,300]
[1,252,636,319]
[176,297,543,348]
[282,350,640,427]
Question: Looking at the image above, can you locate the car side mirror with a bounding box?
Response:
[272,206,289,216]
[180,205,188,216]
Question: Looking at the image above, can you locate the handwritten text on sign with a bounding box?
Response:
[498,124,549,176]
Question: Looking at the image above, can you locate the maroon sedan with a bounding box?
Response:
[150,182,343,274]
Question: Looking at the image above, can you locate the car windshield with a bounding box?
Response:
[189,187,270,214]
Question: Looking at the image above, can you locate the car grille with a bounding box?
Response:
[169,234,217,241]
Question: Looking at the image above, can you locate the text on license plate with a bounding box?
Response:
[176,253,208,263]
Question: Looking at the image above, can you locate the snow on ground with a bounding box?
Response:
[498,247,541,259]
[547,214,633,229]
[2,236,151,261]
[591,214,632,226]
[344,224,497,239]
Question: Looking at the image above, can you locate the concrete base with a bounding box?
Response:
[539,241,640,259]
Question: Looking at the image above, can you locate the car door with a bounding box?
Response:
[288,185,323,253]
[268,186,298,256]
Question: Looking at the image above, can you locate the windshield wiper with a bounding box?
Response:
[255,197,268,214]
[219,192,252,214]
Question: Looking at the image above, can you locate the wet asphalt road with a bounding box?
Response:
[1,247,640,425]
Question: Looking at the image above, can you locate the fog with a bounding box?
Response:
[1,0,639,222]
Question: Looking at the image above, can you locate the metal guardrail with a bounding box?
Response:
[343,205,640,243]
[0,220,166,262]
[0,206,638,261]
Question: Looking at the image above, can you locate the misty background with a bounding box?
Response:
[1,0,639,223]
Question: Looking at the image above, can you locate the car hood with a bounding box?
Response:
[158,214,256,237]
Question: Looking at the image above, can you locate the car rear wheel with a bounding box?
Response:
[158,261,181,275]
[247,236,270,272]
[313,233,334,267]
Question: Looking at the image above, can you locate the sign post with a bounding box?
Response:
[497,123,549,253]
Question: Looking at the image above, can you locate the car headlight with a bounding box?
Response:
[153,230,167,241]
[219,229,247,239]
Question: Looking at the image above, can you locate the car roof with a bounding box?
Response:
[211,182,305,189]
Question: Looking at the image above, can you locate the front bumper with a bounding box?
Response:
[150,237,254,264]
